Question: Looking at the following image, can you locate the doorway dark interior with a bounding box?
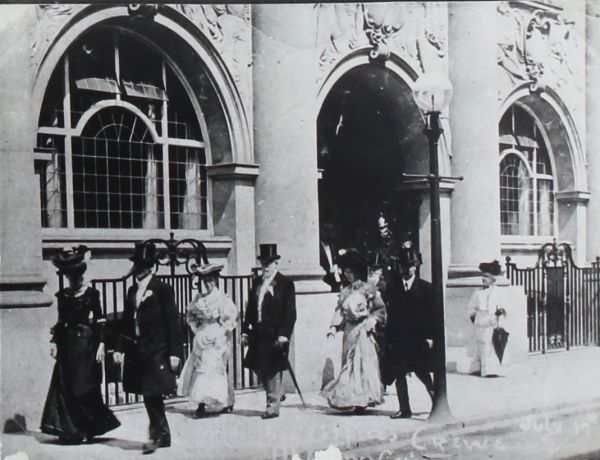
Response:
[317,64,427,266]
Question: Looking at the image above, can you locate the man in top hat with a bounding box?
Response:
[382,246,435,419]
[113,242,183,454]
[242,244,297,419]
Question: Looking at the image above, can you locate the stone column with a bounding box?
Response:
[445,3,504,368]
[557,192,590,266]
[447,2,502,274]
[0,5,53,429]
[586,0,600,261]
[208,164,259,275]
[252,5,327,292]
[0,6,51,308]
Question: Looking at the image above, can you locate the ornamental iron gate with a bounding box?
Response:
[58,234,257,407]
[505,241,600,353]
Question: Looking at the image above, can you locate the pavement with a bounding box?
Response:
[2,347,600,460]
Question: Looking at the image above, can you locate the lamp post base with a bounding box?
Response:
[428,394,458,425]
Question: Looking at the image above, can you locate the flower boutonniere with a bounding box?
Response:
[267,285,274,296]
[141,290,153,302]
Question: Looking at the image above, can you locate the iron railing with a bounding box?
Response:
[57,235,258,407]
[505,241,600,353]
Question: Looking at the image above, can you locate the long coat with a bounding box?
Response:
[381,277,435,384]
[242,272,296,373]
[118,277,183,396]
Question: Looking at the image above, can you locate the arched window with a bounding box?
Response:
[499,105,554,236]
[34,27,208,230]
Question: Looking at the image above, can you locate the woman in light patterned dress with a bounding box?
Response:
[321,250,387,412]
[178,263,238,417]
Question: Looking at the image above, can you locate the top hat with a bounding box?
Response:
[129,242,158,269]
[52,245,90,274]
[398,247,422,269]
[193,263,224,278]
[478,260,502,277]
[257,244,281,263]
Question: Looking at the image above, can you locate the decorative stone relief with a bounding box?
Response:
[172,4,252,105]
[30,4,84,72]
[497,2,582,93]
[315,3,448,82]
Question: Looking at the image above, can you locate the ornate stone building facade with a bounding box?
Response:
[1,1,598,428]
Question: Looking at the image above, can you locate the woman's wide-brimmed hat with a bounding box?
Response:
[52,245,90,275]
[479,260,503,276]
[257,244,281,264]
[338,249,368,280]
[129,242,158,269]
[193,263,224,278]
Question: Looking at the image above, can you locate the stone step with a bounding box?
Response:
[446,346,478,374]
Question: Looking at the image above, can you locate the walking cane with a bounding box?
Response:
[285,356,307,408]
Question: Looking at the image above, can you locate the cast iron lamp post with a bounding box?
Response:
[410,72,459,423]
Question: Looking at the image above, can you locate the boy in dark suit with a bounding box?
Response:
[113,243,183,454]
[242,244,297,419]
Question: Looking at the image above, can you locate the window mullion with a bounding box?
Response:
[114,33,121,102]
[532,147,538,236]
[161,61,171,229]
[63,55,75,229]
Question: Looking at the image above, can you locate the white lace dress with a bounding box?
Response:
[468,285,509,377]
[178,288,238,410]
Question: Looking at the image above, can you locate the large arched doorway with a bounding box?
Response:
[317,63,428,269]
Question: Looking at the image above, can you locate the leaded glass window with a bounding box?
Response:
[35,28,208,230]
[499,105,554,236]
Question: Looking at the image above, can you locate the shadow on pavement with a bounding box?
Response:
[26,431,144,452]
[102,438,146,451]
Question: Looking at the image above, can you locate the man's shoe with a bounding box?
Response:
[390,410,412,419]
[142,438,170,455]
[142,441,158,455]
[280,394,286,402]
[156,438,171,448]
[260,412,279,419]
[193,404,207,419]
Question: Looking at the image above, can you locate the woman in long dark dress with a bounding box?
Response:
[41,245,120,443]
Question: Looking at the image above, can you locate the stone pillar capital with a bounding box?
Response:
[555,190,591,204]
[206,163,260,182]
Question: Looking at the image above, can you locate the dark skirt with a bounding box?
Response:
[40,328,120,440]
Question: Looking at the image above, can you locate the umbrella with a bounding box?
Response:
[492,327,509,363]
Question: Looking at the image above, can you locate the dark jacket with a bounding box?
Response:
[51,287,105,397]
[117,277,183,396]
[382,276,435,383]
[242,271,296,372]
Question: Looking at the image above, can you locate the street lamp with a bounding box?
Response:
[411,71,456,423]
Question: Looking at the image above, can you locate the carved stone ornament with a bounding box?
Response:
[172,4,252,105]
[315,3,447,81]
[30,4,83,71]
[497,2,582,93]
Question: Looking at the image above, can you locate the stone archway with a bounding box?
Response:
[317,62,428,268]
[31,5,257,272]
[499,87,589,263]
